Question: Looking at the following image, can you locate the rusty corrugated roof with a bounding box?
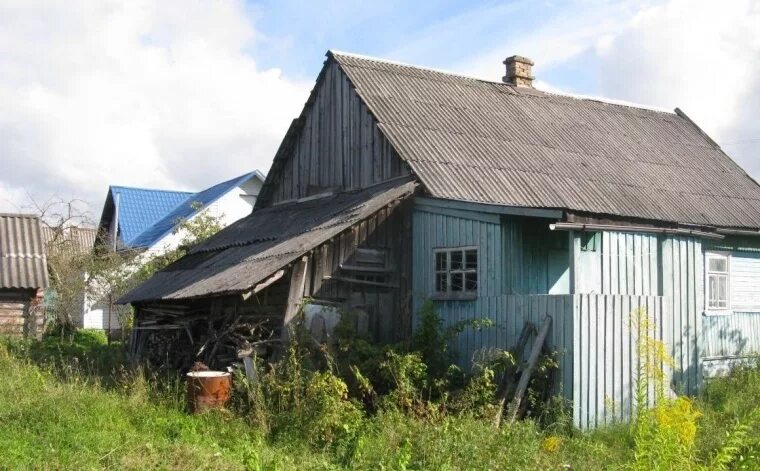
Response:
[0,214,49,289]
[118,178,417,303]
[330,51,760,229]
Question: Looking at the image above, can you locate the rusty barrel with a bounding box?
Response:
[186,371,232,413]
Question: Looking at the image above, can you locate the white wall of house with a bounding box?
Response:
[145,179,260,256]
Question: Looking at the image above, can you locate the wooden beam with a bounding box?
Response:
[242,269,285,301]
[414,196,563,219]
[280,256,309,344]
[569,231,581,294]
[507,315,552,423]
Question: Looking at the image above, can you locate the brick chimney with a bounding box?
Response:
[503,55,534,87]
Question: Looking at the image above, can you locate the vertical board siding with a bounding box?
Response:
[429,292,667,430]
[579,231,660,295]
[661,236,702,394]
[269,63,410,204]
[573,294,665,429]
[703,312,760,358]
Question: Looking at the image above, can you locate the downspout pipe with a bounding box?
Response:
[549,221,724,240]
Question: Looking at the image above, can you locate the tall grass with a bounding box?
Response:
[1,319,760,470]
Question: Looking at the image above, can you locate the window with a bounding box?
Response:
[706,252,729,310]
[434,247,478,298]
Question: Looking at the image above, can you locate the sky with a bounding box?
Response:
[1,0,759,220]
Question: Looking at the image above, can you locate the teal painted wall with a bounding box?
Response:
[503,217,569,295]
[576,231,660,295]
[412,200,760,410]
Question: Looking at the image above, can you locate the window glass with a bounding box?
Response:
[434,247,477,297]
[707,253,729,310]
[465,249,477,270]
[435,252,447,271]
[451,250,463,270]
[709,258,727,272]
[435,272,448,292]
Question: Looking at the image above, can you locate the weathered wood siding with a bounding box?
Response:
[578,232,660,295]
[308,200,413,343]
[0,289,43,338]
[574,294,665,429]
[703,312,760,358]
[267,62,410,204]
[660,236,703,394]
[503,218,569,295]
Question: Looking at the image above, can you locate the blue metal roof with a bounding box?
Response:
[109,186,192,246]
[128,172,259,248]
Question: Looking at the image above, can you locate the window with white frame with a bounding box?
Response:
[706,252,729,310]
[434,247,478,298]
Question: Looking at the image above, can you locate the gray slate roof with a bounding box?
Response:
[331,52,760,229]
[118,178,416,303]
[0,214,49,290]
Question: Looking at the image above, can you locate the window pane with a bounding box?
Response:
[708,275,717,307]
[451,273,464,291]
[465,272,477,291]
[436,273,447,292]
[451,250,463,270]
[709,257,727,273]
[719,275,728,305]
[465,249,477,270]
[436,252,447,271]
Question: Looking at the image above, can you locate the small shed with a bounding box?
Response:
[0,214,49,338]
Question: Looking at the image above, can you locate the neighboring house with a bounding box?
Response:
[93,170,265,330]
[41,225,98,329]
[0,214,48,338]
[120,51,760,428]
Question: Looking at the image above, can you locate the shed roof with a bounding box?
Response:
[329,51,760,229]
[118,178,416,303]
[0,214,49,290]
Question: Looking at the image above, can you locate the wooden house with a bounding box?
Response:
[0,214,48,338]
[120,52,760,428]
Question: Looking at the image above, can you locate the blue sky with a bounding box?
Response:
[0,0,758,215]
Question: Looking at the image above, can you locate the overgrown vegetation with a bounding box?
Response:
[43,200,224,339]
[2,306,760,469]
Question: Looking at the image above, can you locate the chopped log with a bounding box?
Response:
[507,315,552,424]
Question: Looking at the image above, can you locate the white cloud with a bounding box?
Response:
[595,0,760,175]
[0,0,310,216]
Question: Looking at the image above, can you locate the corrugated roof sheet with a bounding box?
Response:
[109,186,193,246]
[129,172,260,248]
[41,226,96,256]
[0,214,49,289]
[118,178,417,303]
[330,51,760,229]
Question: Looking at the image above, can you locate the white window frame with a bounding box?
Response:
[705,251,731,315]
[433,246,478,300]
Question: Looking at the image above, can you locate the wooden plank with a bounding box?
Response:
[571,295,581,427]
[280,257,309,344]
[508,315,552,423]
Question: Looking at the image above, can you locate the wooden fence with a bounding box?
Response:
[437,293,668,429]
